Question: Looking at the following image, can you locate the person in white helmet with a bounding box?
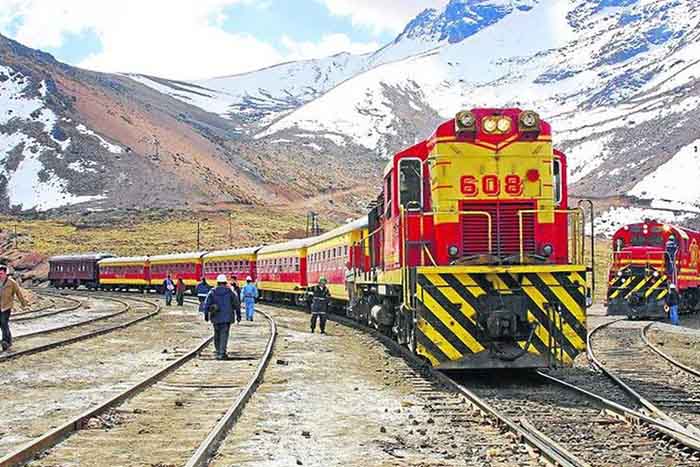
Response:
[203,274,240,360]
[241,276,258,321]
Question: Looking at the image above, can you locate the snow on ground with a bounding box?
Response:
[0,65,106,210]
[75,124,123,154]
[594,206,693,238]
[0,132,103,210]
[566,134,615,183]
[629,139,700,205]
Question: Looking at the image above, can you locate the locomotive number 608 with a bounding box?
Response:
[460,174,524,197]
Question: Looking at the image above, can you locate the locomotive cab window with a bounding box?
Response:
[385,173,393,219]
[552,159,564,205]
[399,158,422,210]
[553,159,563,206]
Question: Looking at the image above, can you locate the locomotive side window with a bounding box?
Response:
[385,172,393,219]
[553,159,563,205]
[399,158,422,210]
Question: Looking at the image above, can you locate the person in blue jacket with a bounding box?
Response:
[162,274,175,306]
[203,274,240,360]
[195,277,211,313]
[241,276,258,321]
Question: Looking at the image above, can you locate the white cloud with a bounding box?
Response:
[281,33,379,60]
[318,0,446,34]
[0,0,387,80]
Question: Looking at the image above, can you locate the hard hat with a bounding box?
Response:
[216,274,228,283]
[246,275,253,282]
[670,283,677,289]
[319,276,327,283]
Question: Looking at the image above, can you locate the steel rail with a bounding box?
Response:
[278,306,592,467]
[537,371,700,451]
[587,318,700,449]
[13,297,129,339]
[641,322,700,378]
[184,309,277,467]
[11,295,82,322]
[0,296,157,363]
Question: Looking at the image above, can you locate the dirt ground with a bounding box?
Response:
[209,304,529,467]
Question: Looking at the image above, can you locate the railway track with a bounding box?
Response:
[11,293,83,322]
[258,303,700,466]
[0,295,158,362]
[589,319,700,450]
[0,306,276,467]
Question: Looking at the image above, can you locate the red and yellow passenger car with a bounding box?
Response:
[203,247,260,284]
[257,239,310,303]
[98,256,150,291]
[149,252,205,292]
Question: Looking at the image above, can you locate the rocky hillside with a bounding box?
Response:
[0,34,383,214]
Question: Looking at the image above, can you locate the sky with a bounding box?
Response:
[0,0,446,80]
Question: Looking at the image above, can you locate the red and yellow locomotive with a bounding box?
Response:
[607,221,700,319]
[347,108,592,369]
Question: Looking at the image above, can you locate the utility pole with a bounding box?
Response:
[152,135,160,157]
[306,212,320,237]
[196,221,201,251]
[228,212,232,247]
[13,224,17,249]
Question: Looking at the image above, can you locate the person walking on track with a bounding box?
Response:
[196,277,211,313]
[0,265,28,351]
[163,274,175,306]
[309,277,331,334]
[666,283,680,325]
[241,276,258,322]
[175,278,186,306]
[230,276,242,324]
[203,274,240,360]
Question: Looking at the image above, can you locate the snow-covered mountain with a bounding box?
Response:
[3,0,700,227]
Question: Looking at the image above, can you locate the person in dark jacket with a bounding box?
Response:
[163,274,175,306]
[666,283,680,325]
[203,274,240,360]
[308,277,331,334]
[195,277,211,313]
[175,278,186,306]
[230,276,242,324]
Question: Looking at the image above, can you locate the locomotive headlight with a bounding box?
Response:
[456,111,476,131]
[518,110,540,132]
[482,117,498,133]
[497,117,512,133]
[617,271,623,277]
[542,244,554,257]
[448,245,459,257]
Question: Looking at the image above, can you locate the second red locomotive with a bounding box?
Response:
[607,220,700,319]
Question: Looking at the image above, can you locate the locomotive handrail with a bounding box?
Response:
[517,208,585,265]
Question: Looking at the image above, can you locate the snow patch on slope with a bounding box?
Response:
[76,124,123,154]
[629,140,700,205]
[0,65,106,210]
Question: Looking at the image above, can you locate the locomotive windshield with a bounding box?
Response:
[630,225,665,247]
[399,158,422,209]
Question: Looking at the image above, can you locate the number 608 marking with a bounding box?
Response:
[460,174,524,197]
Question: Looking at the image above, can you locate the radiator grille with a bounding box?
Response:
[461,201,536,257]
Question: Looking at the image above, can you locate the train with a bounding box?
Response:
[48,108,594,370]
[607,220,700,319]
